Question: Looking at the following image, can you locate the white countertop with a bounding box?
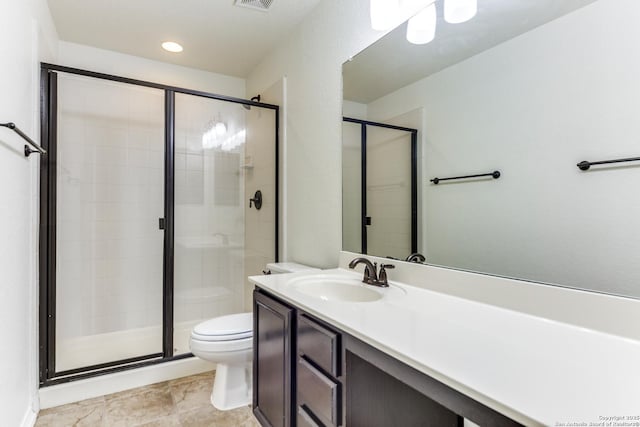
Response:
[249,268,640,427]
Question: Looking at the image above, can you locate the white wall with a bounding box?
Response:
[0,0,58,425]
[343,100,367,120]
[366,0,640,298]
[58,41,246,98]
[246,0,423,268]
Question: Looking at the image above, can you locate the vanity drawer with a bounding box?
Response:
[297,313,340,376]
[297,356,340,426]
[298,404,324,427]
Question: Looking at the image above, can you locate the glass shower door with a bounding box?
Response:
[366,126,413,259]
[55,72,165,372]
[342,120,362,253]
[172,93,277,354]
[173,93,246,354]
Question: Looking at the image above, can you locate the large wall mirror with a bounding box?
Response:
[342,0,640,299]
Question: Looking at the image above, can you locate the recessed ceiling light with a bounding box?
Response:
[162,41,183,53]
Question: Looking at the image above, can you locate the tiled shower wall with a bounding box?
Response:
[243,107,277,310]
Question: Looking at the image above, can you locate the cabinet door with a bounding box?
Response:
[253,290,294,427]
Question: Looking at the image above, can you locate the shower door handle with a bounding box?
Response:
[159,218,165,230]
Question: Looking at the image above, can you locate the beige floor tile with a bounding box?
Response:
[168,370,214,388]
[178,404,257,427]
[132,414,182,427]
[104,386,175,427]
[33,372,255,427]
[35,397,105,427]
[105,381,170,403]
[170,374,214,413]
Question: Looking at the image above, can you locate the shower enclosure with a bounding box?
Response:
[39,64,278,385]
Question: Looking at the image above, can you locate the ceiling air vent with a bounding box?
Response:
[234,0,275,12]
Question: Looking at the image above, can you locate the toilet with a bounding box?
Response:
[189,262,318,410]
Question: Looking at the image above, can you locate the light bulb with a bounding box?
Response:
[406,3,436,44]
[444,0,477,24]
[215,122,227,136]
[370,0,401,31]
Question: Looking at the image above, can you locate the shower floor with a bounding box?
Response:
[35,371,260,426]
[56,320,203,372]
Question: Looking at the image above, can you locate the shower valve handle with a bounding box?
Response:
[249,190,262,210]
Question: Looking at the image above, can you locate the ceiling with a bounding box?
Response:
[343,0,599,104]
[47,0,321,78]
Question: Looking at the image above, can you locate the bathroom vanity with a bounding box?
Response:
[252,287,517,427]
[250,260,640,427]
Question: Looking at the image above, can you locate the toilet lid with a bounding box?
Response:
[191,312,253,341]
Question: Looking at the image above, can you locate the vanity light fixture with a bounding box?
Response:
[444,0,477,24]
[373,0,477,44]
[406,2,436,44]
[161,41,183,53]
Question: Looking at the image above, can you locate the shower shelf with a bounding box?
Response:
[241,155,254,169]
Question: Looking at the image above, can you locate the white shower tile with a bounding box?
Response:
[186,153,204,171]
[128,148,148,168]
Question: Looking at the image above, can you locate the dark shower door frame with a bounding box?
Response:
[343,117,418,255]
[39,63,280,386]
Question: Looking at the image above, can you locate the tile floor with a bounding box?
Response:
[35,371,260,427]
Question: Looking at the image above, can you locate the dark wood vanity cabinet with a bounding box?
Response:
[253,288,522,427]
[253,290,295,427]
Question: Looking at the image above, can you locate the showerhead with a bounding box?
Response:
[242,95,261,110]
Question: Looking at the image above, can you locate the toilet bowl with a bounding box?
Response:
[190,312,253,410]
[190,262,319,411]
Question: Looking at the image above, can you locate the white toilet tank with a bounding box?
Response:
[265,262,319,274]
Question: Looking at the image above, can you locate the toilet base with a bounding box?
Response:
[211,362,253,410]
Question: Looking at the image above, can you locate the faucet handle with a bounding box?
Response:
[379,263,395,273]
[405,252,426,263]
[377,264,395,287]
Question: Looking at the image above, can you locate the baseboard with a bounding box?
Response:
[20,407,37,427]
[39,357,214,409]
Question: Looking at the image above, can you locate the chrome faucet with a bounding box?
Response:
[405,253,426,263]
[348,257,394,287]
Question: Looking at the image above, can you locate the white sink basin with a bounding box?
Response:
[288,274,404,302]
